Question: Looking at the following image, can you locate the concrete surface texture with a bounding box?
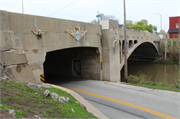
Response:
[0,10,161,84]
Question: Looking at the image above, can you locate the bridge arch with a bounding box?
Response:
[120,41,158,70]
[127,41,158,59]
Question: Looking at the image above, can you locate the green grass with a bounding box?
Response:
[127,73,180,92]
[0,78,98,118]
[168,61,179,65]
[27,107,34,113]
[125,80,180,92]
[0,103,26,118]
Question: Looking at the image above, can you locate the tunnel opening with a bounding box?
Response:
[44,47,100,83]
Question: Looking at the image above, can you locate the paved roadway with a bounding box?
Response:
[46,76,180,119]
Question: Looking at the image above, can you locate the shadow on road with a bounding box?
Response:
[45,74,89,85]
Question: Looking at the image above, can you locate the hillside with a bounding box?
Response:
[0,78,97,118]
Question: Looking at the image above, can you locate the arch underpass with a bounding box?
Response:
[43,47,100,83]
[128,42,158,60]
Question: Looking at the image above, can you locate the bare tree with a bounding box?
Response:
[90,13,120,24]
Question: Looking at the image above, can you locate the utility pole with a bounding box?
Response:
[124,0,128,81]
[155,13,162,33]
[97,11,99,24]
[22,0,24,13]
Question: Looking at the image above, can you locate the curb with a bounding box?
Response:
[105,82,180,101]
[45,83,108,119]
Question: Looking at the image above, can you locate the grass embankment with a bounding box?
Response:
[0,79,97,118]
[126,73,180,92]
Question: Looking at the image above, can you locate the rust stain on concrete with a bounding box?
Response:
[16,65,22,73]
[22,64,26,68]
[31,66,42,70]
[32,49,38,54]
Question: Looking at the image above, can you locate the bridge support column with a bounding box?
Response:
[100,19,121,82]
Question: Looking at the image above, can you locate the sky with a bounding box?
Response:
[0,0,180,32]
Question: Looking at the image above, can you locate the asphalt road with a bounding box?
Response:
[46,76,180,119]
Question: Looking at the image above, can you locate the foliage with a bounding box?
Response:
[145,24,153,33]
[160,30,166,34]
[130,25,145,31]
[126,20,133,26]
[127,72,146,83]
[127,19,153,33]
[127,72,180,92]
[165,38,179,61]
[174,65,180,85]
[140,19,148,25]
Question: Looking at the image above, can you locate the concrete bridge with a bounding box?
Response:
[0,10,160,84]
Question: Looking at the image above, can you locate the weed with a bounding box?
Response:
[7,95,14,101]
[1,86,10,90]
[15,110,26,118]
[15,97,23,105]
[47,100,54,105]
[151,82,157,86]
[27,107,34,113]
[42,111,48,117]
[1,103,13,110]
[16,92,22,97]
[175,85,179,89]
[36,103,43,107]
[46,109,53,113]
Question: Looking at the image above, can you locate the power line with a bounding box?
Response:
[33,1,93,30]
[17,0,78,35]
[60,1,93,18]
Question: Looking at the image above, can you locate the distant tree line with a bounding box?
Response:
[90,14,154,33]
[126,19,153,33]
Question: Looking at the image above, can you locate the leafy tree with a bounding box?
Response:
[137,21,144,26]
[160,30,166,34]
[140,19,148,25]
[130,19,153,33]
[130,25,145,31]
[165,39,179,61]
[126,20,133,26]
[145,24,153,33]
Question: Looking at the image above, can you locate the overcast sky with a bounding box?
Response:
[0,0,180,32]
